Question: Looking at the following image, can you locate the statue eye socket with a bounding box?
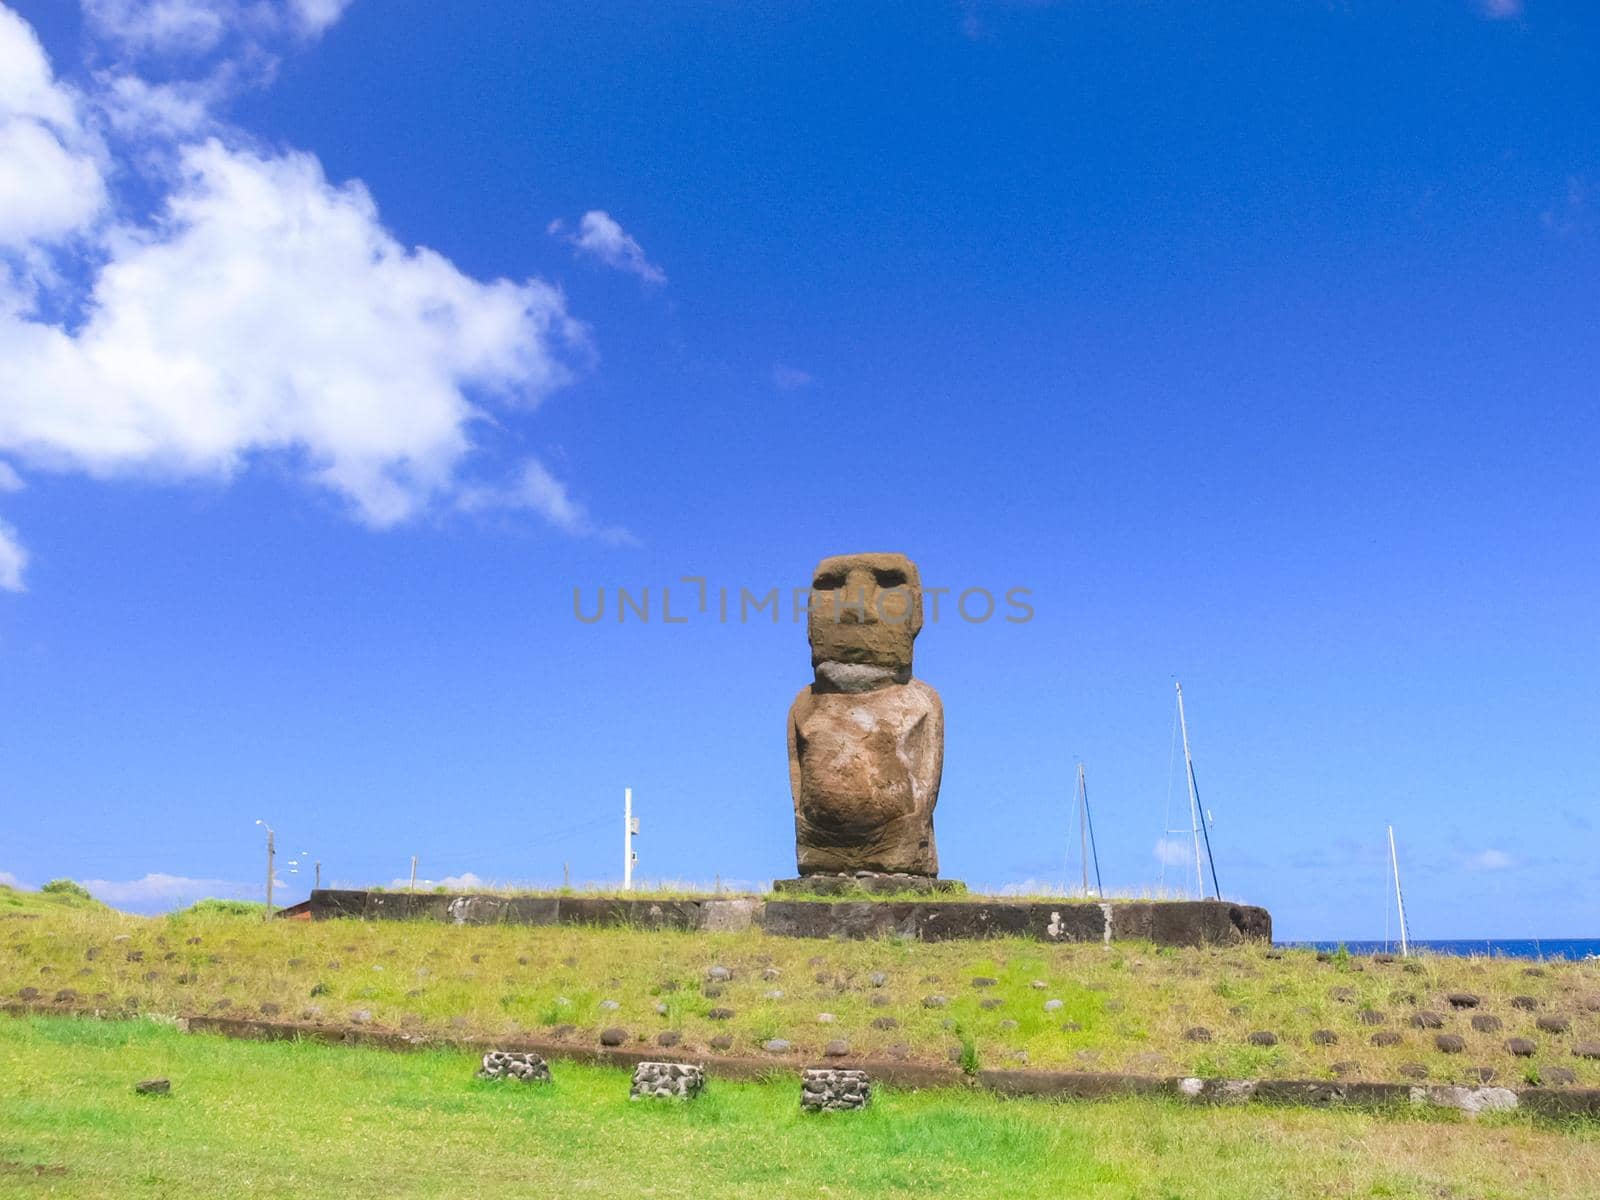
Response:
[874,570,907,588]
[813,573,845,590]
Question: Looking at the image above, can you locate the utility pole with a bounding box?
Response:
[624,787,638,890]
[409,855,418,894]
[314,861,321,890]
[255,820,275,920]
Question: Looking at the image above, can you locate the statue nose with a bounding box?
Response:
[839,569,877,624]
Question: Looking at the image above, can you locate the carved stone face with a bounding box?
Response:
[807,552,923,671]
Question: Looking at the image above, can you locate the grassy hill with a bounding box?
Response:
[4,1014,1600,1199]
[3,899,1597,1087]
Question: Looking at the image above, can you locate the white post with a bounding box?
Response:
[256,820,275,921]
[1388,825,1410,958]
[623,787,636,890]
[409,855,418,894]
[1175,682,1205,898]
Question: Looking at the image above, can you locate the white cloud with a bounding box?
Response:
[459,457,635,544]
[81,871,259,911]
[772,364,812,391]
[549,210,666,284]
[0,2,626,582]
[1467,848,1517,870]
[1477,0,1523,18]
[2,138,587,526]
[82,0,353,56]
[0,461,22,491]
[0,519,27,591]
[0,7,107,251]
[0,869,28,888]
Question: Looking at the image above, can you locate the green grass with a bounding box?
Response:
[3,900,1598,1087]
[0,884,105,916]
[1,1015,1598,1198]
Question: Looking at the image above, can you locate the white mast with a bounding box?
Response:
[1388,824,1410,957]
[1175,682,1205,897]
[1076,762,1090,896]
[623,788,638,890]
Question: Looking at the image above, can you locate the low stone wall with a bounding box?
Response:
[9,1003,1593,1119]
[304,890,1270,947]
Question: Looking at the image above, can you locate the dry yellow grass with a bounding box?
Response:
[4,898,1598,1087]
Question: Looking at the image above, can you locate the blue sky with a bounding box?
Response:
[0,0,1595,938]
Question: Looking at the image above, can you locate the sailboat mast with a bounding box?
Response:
[1175,681,1222,901]
[1076,763,1089,896]
[1388,825,1410,958]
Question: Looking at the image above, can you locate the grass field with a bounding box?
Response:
[3,1015,1600,1199]
[4,888,1597,1086]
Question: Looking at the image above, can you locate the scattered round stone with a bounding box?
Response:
[703,984,725,999]
[707,1007,735,1021]
[1328,987,1357,1004]
[16,987,38,1001]
[816,1012,836,1024]
[598,999,620,1012]
[947,1045,964,1064]
[599,1027,628,1047]
[979,998,1003,1011]
[259,1002,280,1017]
[1582,995,1600,1013]
[1030,980,1047,990]
[710,1035,733,1050]
[868,972,888,988]
[1410,1011,1444,1030]
[349,1009,372,1025]
[707,966,731,982]
[763,1038,792,1054]
[869,994,890,1008]
[1522,966,1546,977]
[53,989,78,1004]
[762,968,782,981]
[972,977,997,988]
[1044,999,1064,1013]
[1470,1014,1502,1033]
[1434,1033,1465,1054]
[1446,992,1480,1009]
[823,1039,850,1057]
[1536,1015,1571,1035]
[1247,1031,1278,1047]
[655,1002,670,1015]
[998,1019,1018,1031]
[1506,1037,1537,1056]
[1472,1066,1498,1083]
[1330,1060,1360,1077]
[1544,1067,1577,1086]
[1572,1042,1600,1060]
[1370,1031,1403,1047]
[1373,952,1396,963]
[871,1016,899,1030]
[763,989,784,1001]
[1358,1010,1387,1026]
[922,994,949,1009]
[1184,1026,1212,1043]
[1103,1000,1125,1013]
[656,1030,682,1048]
[134,1078,170,1095]
[814,972,832,985]
[1311,1029,1339,1046]
[478,1051,550,1083]
[1061,1021,1082,1032]
[1510,995,1539,1011]
[885,1043,910,1060]
[1398,1062,1428,1080]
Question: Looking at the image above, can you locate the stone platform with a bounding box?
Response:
[302,890,1270,947]
[770,874,968,896]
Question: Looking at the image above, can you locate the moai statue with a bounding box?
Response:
[786,553,945,879]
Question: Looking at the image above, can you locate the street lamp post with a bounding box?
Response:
[255,820,275,920]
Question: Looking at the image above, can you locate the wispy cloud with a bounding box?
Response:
[0,869,29,889]
[0,519,27,592]
[1466,848,1517,871]
[81,871,260,912]
[458,458,636,545]
[1153,837,1195,868]
[548,211,667,284]
[771,364,813,391]
[384,871,489,892]
[1476,0,1523,19]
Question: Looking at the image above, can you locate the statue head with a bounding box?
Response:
[807,552,923,676]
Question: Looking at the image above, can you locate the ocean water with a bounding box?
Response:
[1290,939,1600,960]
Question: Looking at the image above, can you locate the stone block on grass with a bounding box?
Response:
[801,1067,871,1112]
[477,1051,551,1083]
[630,1062,705,1101]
